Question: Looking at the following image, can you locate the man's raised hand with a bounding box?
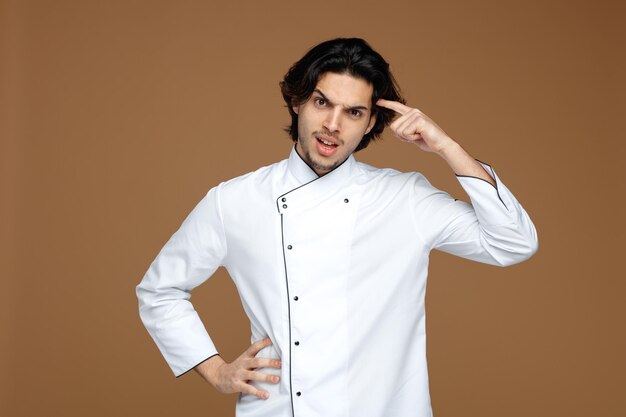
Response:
[376,99,456,154]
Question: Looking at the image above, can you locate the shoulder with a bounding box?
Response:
[354,160,452,209]
[354,160,433,189]
[217,158,287,192]
[207,158,289,214]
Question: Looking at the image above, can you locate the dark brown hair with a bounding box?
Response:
[280,38,404,152]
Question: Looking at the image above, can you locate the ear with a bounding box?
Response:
[364,113,376,135]
[291,99,299,115]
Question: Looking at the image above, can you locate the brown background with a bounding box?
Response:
[1,0,624,416]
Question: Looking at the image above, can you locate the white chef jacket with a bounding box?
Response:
[136,146,538,417]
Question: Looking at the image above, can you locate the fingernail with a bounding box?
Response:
[273,376,280,383]
[263,392,269,399]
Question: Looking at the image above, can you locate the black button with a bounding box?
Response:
[294,341,300,346]
[287,245,293,250]
[282,204,288,209]
[344,198,349,203]
[281,197,286,202]
[293,296,299,301]
[296,392,301,396]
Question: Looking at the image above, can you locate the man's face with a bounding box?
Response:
[293,72,376,176]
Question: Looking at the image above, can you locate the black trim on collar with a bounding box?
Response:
[277,145,353,214]
[293,143,353,178]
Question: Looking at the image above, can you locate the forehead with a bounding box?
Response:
[314,72,373,107]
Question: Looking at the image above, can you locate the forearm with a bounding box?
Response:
[430,155,539,265]
[437,141,496,187]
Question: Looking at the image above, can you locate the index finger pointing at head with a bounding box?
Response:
[376,99,411,115]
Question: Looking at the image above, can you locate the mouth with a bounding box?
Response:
[316,133,338,145]
[315,133,340,146]
[314,134,339,157]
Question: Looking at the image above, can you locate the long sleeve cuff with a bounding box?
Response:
[176,353,221,378]
[456,160,520,226]
[453,159,539,263]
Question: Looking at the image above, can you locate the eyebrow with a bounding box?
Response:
[313,89,370,112]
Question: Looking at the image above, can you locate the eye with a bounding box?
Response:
[314,97,326,106]
[349,109,362,118]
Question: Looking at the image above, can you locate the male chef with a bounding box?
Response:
[137,38,538,417]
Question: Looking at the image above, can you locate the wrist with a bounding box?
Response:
[194,354,226,387]
[435,138,462,159]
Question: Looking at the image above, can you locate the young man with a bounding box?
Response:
[137,38,538,417]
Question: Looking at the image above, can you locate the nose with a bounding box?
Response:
[323,107,342,133]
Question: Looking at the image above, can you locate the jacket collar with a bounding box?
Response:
[287,145,357,186]
[277,146,359,213]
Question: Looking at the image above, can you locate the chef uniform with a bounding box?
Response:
[136,146,538,417]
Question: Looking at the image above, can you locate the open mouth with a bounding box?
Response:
[315,135,339,157]
[317,137,337,147]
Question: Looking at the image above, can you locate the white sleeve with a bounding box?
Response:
[413,161,538,266]
[136,185,228,377]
